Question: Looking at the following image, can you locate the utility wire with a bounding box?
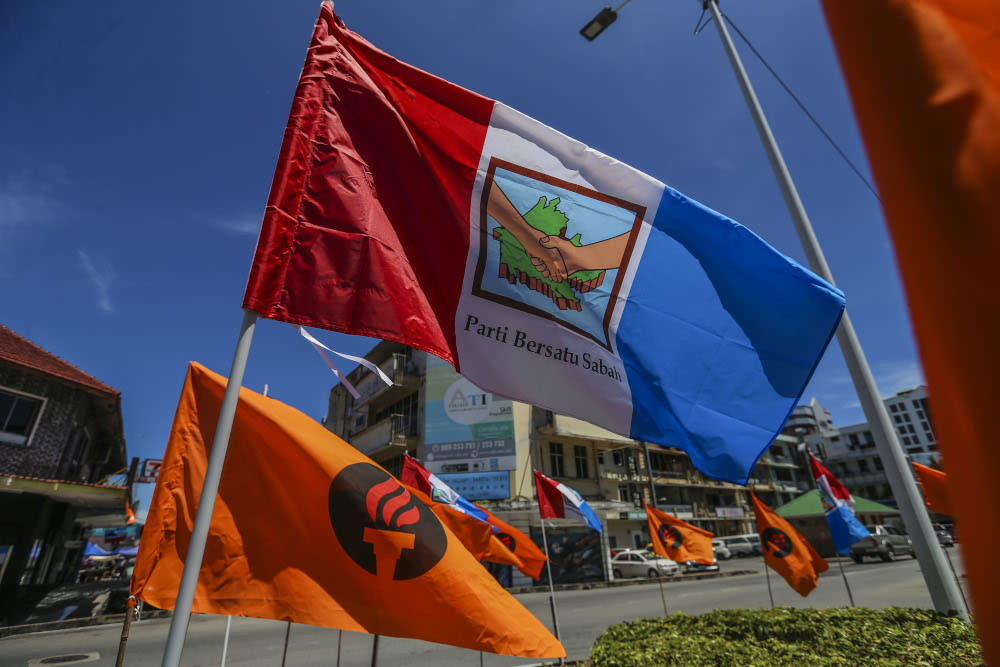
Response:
[717,12,882,203]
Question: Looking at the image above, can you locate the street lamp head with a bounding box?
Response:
[580,7,618,41]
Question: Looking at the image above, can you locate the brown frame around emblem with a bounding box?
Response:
[472,157,646,351]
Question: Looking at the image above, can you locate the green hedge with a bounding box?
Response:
[589,607,982,666]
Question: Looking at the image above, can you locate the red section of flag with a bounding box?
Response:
[533,471,565,520]
[242,2,494,364]
[808,450,852,505]
[401,454,433,496]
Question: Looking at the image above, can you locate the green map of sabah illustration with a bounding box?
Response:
[492,196,605,312]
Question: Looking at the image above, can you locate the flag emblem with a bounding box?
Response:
[658,523,683,549]
[328,463,447,580]
[473,158,645,350]
[761,526,793,558]
[496,532,516,552]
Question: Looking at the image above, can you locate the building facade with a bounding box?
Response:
[324,342,806,586]
[792,386,938,507]
[0,325,127,618]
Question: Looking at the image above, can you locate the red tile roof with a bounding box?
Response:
[0,324,119,396]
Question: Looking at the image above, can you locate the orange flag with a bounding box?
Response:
[912,462,953,516]
[476,504,547,580]
[125,500,137,525]
[644,503,714,565]
[406,485,523,570]
[751,492,828,597]
[822,1,998,657]
[131,362,563,658]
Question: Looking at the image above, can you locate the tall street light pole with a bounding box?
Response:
[700,0,966,618]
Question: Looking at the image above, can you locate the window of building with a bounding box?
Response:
[597,452,604,465]
[913,400,921,409]
[917,410,925,419]
[903,413,911,422]
[902,436,911,445]
[921,421,929,431]
[911,433,920,444]
[0,389,44,446]
[890,404,898,413]
[618,485,630,502]
[574,445,588,478]
[612,450,625,467]
[874,457,884,471]
[849,434,860,446]
[897,427,906,436]
[858,459,870,472]
[908,424,915,434]
[550,442,565,477]
[893,415,902,424]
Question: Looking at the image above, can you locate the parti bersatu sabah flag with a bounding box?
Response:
[476,504,547,581]
[751,491,828,597]
[131,362,563,658]
[644,503,714,565]
[242,2,845,485]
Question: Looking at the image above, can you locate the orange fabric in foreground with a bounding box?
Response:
[644,503,715,565]
[912,462,953,517]
[130,362,563,658]
[821,1,998,659]
[751,492,828,597]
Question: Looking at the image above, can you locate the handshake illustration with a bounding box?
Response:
[487,180,629,283]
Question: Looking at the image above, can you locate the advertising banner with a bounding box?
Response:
[423,355,516,476]
[437,471,511,501]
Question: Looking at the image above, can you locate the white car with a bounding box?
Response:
[610,550,678,578]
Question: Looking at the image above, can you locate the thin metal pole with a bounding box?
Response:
[370,634,379,667]
[836,558,855,606]
[280,621,292,667]
[336,630,342,667]
[161,309,259,667]
[705,0,966,620]
[220,616,232,666]
[943,546,971,613]
[539,518,563,666]
[762,553,774,608]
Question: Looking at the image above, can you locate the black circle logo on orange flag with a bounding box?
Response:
[496,532,516,552]
[761,527,793,558]
[658,524,683,549]
[328,463,446,580]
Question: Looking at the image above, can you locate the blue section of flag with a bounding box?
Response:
[618,186,845,484]
[826,503,872,555]
[574,498,604,534]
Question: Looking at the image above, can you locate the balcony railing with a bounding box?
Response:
[351,353,415,409]
[350,413,415,455]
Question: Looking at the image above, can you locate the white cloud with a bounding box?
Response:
[874,359,925,395]
[0,184,62,229]
[215,216,261,236]
[77,250,114,313]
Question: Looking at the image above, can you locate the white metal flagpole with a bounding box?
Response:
[539,518,563,666]
[705,0,966,620]
[220,615,232,666]
[161,309,259,667]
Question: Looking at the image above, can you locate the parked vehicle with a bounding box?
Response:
[850,524,916,563]
[683,559,720,574]
[712,539,732,560]
[721,536,755,557]
[936,529,955,548]
[611,550,679,578]
[743,534,762,555]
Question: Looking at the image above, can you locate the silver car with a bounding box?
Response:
[611,550,678,578]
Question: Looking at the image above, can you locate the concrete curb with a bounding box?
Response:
[509,568,757,594]
[0,609,173,639]
[1,570,758,639]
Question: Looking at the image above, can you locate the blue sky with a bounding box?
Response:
[2,1,922,516]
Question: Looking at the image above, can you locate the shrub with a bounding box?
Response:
[589,607,982,666]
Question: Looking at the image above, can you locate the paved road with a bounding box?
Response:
[2,551,968,667]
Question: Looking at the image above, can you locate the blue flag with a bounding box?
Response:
[826,503,872,555]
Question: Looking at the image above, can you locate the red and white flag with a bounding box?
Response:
[808,450,854,511]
